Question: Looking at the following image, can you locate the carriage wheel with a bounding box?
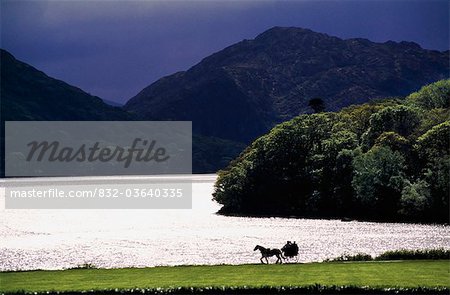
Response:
[285,256,298,263]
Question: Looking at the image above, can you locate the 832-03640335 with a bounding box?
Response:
[7,187,185,199]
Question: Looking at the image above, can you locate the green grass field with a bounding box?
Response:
[1,260,449,293]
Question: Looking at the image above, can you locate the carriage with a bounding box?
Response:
[253,241,300,264]
[281,241,299,262]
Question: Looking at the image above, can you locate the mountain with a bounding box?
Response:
[2,26,449,175]
[0,49,242,174]
[0,49,134,176]
[1,49,131,121]
[125,27,449,144]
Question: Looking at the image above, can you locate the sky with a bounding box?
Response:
[1,0,449,104]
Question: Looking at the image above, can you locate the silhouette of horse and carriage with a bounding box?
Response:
[254,241,299,264]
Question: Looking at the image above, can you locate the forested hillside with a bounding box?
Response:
[213,80,450,223]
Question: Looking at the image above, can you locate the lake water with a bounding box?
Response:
[0,174,449,271]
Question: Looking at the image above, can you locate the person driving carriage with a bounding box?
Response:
[281,241,299,258]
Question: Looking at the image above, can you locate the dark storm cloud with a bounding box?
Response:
[1,0,449,104]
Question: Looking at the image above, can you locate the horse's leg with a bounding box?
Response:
[265,257,269,264]
[260,256,265,264]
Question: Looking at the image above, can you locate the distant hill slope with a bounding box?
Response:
[1,49,131,121]
[125,27,449,143]
[0,49,243,174]
[103,99,124,107]
[0,49,134,176]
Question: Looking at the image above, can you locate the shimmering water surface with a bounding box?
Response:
[1,174,449,270]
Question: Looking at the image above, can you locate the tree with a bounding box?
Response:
[422,157,450,222]
[399,180,431,219]
[352,146,406,218]
[308,97,326,113]
[213,80,449,223]
[415,121,450,222]
[407,79,450,109]
[415,121,450,161]
[362,105,421,149]
[374,131,409,153]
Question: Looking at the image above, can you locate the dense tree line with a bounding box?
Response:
[213,80,450,223]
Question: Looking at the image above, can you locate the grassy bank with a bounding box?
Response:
[325,248,450,262]
[1,260,449,294]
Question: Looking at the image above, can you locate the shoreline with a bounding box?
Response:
[2,248,449,273]
[1,174,447,225]
[216,210,450,225]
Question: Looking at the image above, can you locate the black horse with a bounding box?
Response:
[254,245,285,264]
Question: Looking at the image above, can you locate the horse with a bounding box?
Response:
[254,245,285,264]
